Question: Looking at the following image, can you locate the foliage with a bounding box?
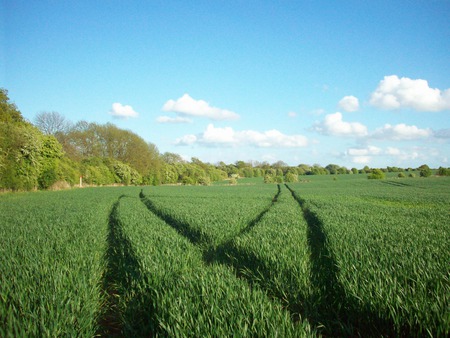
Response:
[419,164,432,177]
[0,88,23,123]
[368,168,385,180]
[0,87,445,190]
[437,166,450,176]
[285,172,299,183]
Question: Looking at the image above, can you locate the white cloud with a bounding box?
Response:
[162,94,240,120]
[369,75,450,111]
[372,123,432,140]
[288,111,297,118]
[385,147,401,156]
[313,112,368,137]
[109,102,139,119]
[202,124,235,144]
[352,156,371,164]
[175,134,197,145]
[338,95,359,112]
[156,116,192,124]
[175,124,308,148]
[347,146,382,156]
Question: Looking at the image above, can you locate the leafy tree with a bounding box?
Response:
[285,172,298,183]
[0,88,23,123]
[263,175,274,183]
[437,167,450,176]
[326,164,340,175]
[161,152,185,164]
[418,164,432,177]
[368,169,385,180]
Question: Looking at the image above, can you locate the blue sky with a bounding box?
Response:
[2,0,450,168]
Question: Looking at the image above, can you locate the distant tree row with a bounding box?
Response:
[1,88,448,191]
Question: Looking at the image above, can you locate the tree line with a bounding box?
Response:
[1,88,448,191]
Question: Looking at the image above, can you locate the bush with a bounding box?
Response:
[38,168,58,189]
[198,176,211,186]
[398,172,406,178]
[419,167,432,177]
[437,167,450,176]
[368,169,385,180]
[264,175,274,184]
[284,172,298,183]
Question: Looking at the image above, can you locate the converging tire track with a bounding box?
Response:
[140,185,313,327]
[139,185,281,250]
[285,184,399,337]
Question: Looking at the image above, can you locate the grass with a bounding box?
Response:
[1,175,448,336]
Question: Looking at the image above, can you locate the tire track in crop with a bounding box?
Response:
[141,185,309,325]
[140,185,313,326]
[139,190,214,248]
[204,184,281,263]
[140,185,281,250]
[97,196,148,337]
[380,180,412,188]
[236,183,281,237]
[285,184,397,336]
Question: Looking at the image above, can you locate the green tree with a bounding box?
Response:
[419,164,432,177]
[0,88,24,123]
[437,167,450,176]
[285,172,298,183]
[368,169,385,180]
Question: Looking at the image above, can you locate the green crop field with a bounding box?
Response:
[1,175,449,337]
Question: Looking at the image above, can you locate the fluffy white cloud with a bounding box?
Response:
[109,103,139,119]
[202,124,235,144]
[175,124,308,148]
[347,146,382,156]
[352,156,371,164]
[372,123,432,140]
[156,116,192,124]
[369,75,450,111]
[175,134,197,145]
[162,94,240,120]
[385,147,401,155]
[313,112,368,137]
[338,95,359,112]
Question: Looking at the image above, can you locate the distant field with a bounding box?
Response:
[1,175,449,337]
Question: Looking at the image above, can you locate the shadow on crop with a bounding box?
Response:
[380,180,412,188]
[139,190,213,248]
[141,186,310,323]
[285,184,401,337]
[97,195,155,337]
[237,184,281,237]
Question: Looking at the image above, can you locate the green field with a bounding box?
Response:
[1,175,449,337]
